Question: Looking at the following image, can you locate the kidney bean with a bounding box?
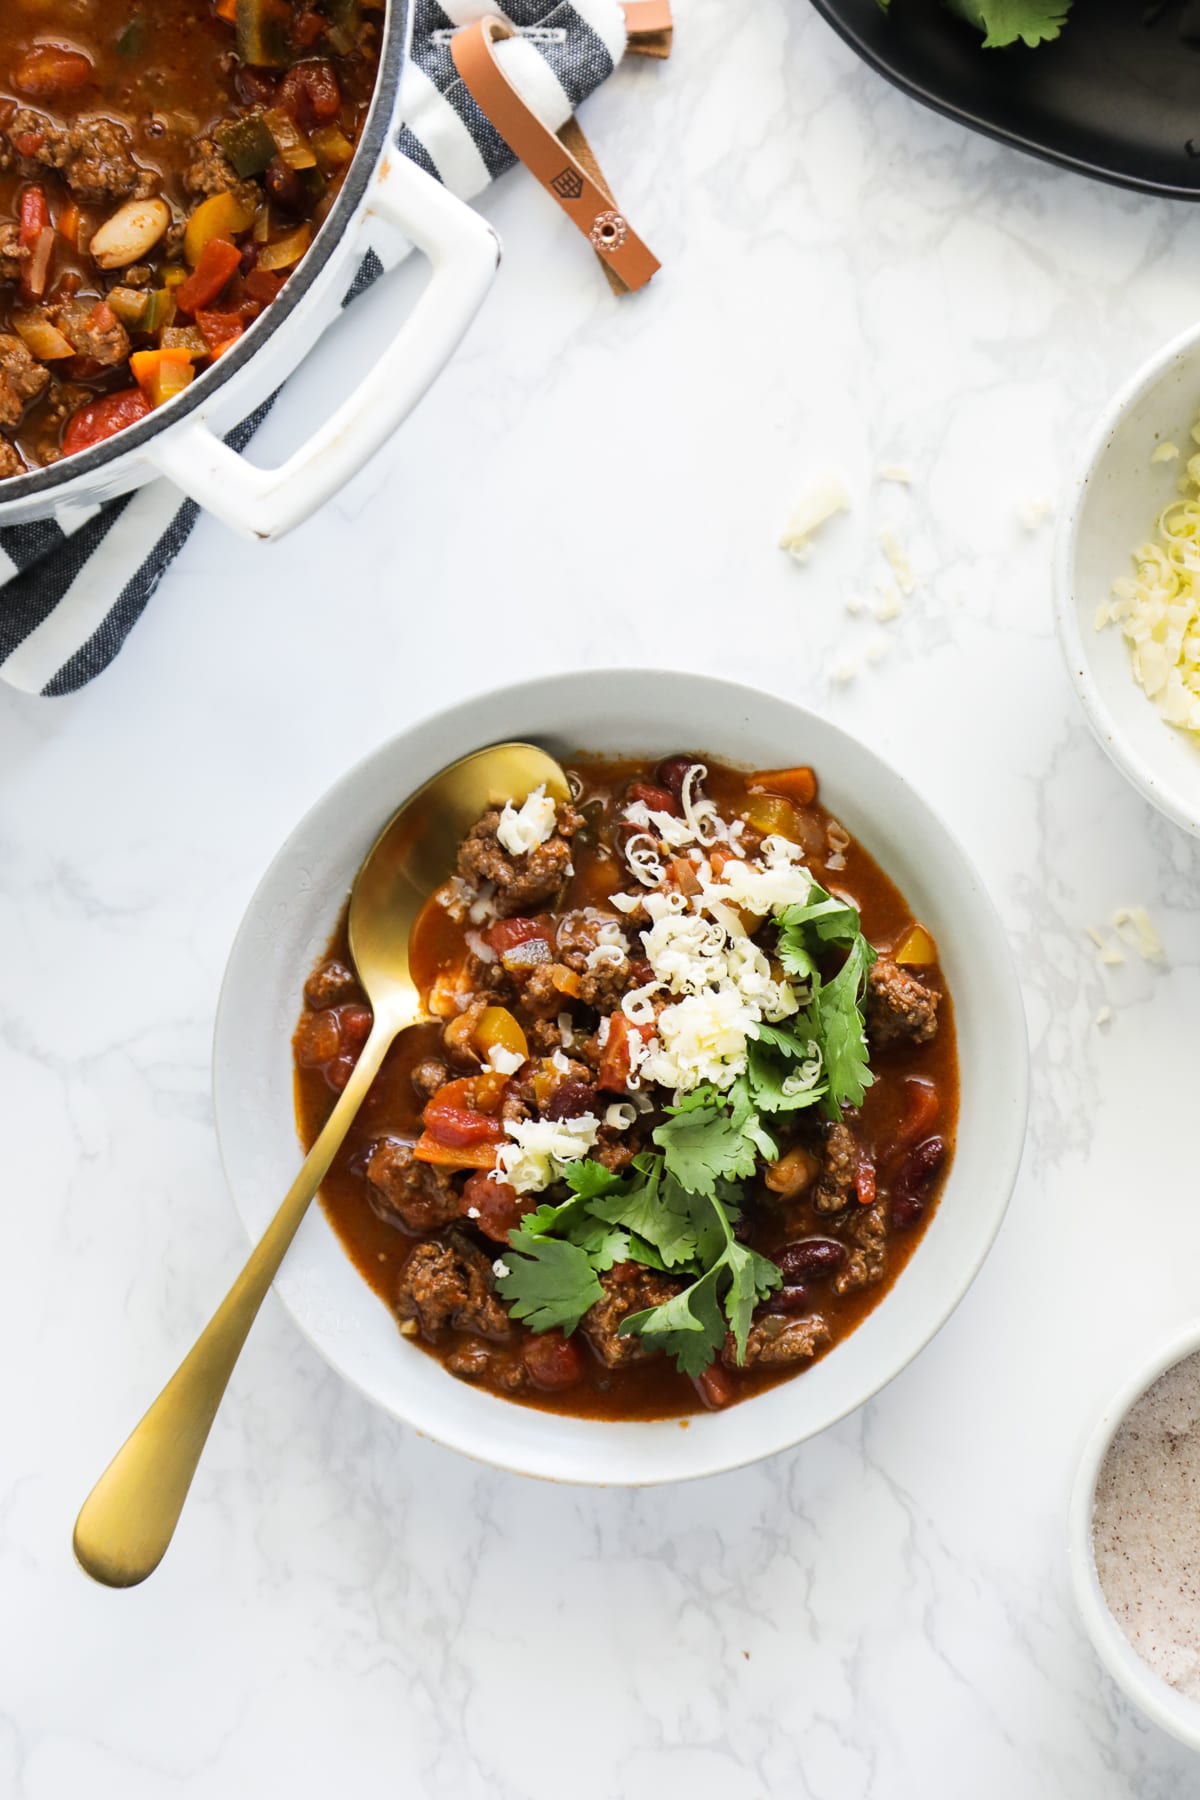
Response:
[523,1330,583,1391]
[325,1054,356,1092]
[656,755,704,799]
[336,1003,373,1055]
[546,1080,597,1121]
[264,155,308,214]
[761,1283,818,1315]
[234,65,278,106]
[776,1238,848,1282]
[891,1135,947,1227]
[694,1363,737,1409]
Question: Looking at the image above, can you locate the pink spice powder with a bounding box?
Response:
[1092,1349,1200,1700]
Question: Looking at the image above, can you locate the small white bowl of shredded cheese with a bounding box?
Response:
[1057,321,1200,835]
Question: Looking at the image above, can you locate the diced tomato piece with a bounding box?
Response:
[195,308,245,351]
[290,9,327,49]
[855,1155,877,1207]
[895,1078,940,1152]
[523,1330,583,1391]
[460,1170,527,1243]
[13,47,93,97]
[277,59,341,130]
[241,268,282,306]
[175,237,241,315]
[695,1364,737,1409]
[597,1012,655,1092]
[423,1076,505,1148]
[18,186,50,245]
[12,131,45,157]
[484,916,550,955]
[62,387,152,456]
[628,781,679,816]
[411,1132,497,1171]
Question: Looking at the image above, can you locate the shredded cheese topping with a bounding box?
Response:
[496,1113,600,1194]
[496,784,557,857]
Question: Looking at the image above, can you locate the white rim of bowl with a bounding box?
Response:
[212,667,1030,1484]
[1068,1319,1200,1750]
[1053,315,1200,838]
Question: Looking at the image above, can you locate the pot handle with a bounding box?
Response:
[146,158,499,541]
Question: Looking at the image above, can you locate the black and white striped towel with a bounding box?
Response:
[0,0,632,697]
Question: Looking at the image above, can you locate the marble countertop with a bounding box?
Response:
[5,1,1200,1793]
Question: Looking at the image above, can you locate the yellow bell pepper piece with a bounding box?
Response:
[476,1006,529,1063]
[895,924,937,968]
[184,191,255,268]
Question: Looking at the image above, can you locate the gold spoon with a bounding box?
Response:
[74,741,570,1588]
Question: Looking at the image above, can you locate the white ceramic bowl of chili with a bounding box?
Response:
[212,668,1030,1484]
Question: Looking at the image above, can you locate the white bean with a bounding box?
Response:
[90,197,170,270]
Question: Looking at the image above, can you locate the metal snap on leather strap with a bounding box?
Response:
[590,211,628,254]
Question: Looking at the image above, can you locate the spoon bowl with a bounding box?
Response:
[73,740,568,1587]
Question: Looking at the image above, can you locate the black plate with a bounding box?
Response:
[809,0,1200,200]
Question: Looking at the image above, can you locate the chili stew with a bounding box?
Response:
[0,0,382,476]
[293,755,959,1419]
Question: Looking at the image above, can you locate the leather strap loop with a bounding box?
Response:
[623,0,673,58]
[450,15,660,294]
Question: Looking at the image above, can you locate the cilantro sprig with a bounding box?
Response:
[878,0,1070,49]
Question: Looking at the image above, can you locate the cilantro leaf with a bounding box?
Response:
[745,1022,828,1115]
[564,1159,626,1202]
[620,1264,727,1378]
[494,1228,604,1333]
[945,0,1069,46]
[619,1193,782,1373]
[804,935,876,1118]
[587,1156,703,1269]
[654,1092,763,1196]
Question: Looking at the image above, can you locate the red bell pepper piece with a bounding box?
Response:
[175,237,242,315]
[597,1013,655,1092]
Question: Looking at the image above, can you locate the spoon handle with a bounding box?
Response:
[73,1021,398,1589]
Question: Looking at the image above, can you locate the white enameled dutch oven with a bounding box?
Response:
[0,0,499,543]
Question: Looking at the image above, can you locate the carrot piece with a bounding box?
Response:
[411,1132,497,1171]
[749,766,818,807]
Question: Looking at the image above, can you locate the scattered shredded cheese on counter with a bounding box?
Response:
[874,584,902,624]
[879,463,912,484]
[1112,905,1165,963]
[880,530,917,595]
[496,784,557,856]
[778,475,850,560]
[1086,924,1126,967]
[1019,498,1052,532]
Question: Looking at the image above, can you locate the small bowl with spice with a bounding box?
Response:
[1056,320,1200,837]
[1070,1323,1200,1750]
